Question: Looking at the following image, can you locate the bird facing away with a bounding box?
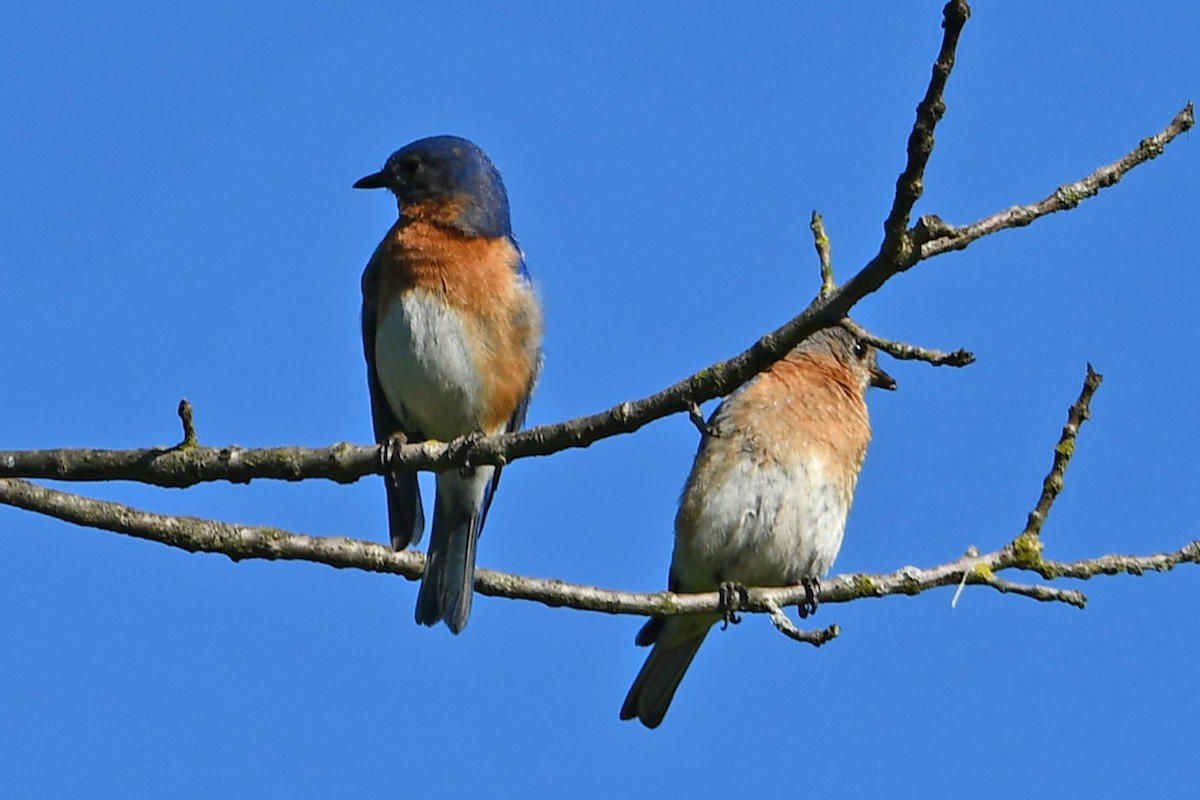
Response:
[621,326,895,727]
[356,135,543,634]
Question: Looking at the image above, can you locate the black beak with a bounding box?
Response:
[870,365,897,391]
[353,170,390,190]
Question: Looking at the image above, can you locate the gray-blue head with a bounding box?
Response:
[354,135,512,238]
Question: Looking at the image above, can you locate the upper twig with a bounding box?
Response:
[1025,364,1103,539]
[881,0,971,258]
[0,21,1188,492]
[811,211,836,297]
[920,103,1195,261]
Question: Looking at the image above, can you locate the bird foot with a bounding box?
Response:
[797,576,821,619]
[445,432,485,477]
[718,581,750,630]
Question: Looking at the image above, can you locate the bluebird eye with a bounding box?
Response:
[853,341,869,359]
[397,157,422,180]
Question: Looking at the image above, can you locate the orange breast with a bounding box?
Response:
[374,220,542,432]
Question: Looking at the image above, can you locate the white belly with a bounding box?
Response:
[374,289,487,440]
[674,454,850,590]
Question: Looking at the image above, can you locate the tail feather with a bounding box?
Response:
[386,469,425,550]
[620,619,711,728]
[415,469,489,633]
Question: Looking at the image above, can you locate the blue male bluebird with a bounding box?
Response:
[621,326,895,727]
[355,135,542,634]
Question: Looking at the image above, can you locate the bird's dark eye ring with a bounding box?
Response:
[398,157,422,179]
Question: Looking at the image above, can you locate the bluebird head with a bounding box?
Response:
[354,135,512,238]
[801,327,897,392]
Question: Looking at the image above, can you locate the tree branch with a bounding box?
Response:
[811,212,973,367]
[1004,365,1103,575]
[764,599,840,646]
[811,210,836,298]
[1,2,1195,649]
[0,65,1188,491]
[1025,364,1102,539]
[918,103,1195,261]
[4,455,1194,634]
[840,319,975,368]
[881,0,970,257]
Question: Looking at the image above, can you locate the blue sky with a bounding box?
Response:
[2,2,1197,796]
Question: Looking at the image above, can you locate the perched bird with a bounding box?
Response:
[356,135,542,633]
[621,326,895,727]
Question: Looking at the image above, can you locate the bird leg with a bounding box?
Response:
[687,402,720,438]
[382,432,410,487]
[797,576,821,619]
[718,581,750,630]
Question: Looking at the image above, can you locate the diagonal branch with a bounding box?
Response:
[918,103,1195,261]
[812,212,973,367]
[0,38,1189,492]
[1005,365,1104,574]
[1025,364,1103,539]
[881,0,971,256]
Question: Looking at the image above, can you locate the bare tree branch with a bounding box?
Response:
[1025,364,1103,539]
[811,210,836,298]
[881,0,970,257]
[4,364,1195,643]
[0,96,1188,491]
[4,11,1185,494]
[1001,364,1103,577]
[177,399,198,448]
[764,599,840,646]
[1042,543,1200,580]
[918,103,1195,261]
[840,319,975,368]
[806,207,974,368]
[810,211,974,367]
[0,476,1102,616]
[1,1,1195,649]
[0,441,379,488]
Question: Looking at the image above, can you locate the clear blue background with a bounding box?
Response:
[2,2,1197,797]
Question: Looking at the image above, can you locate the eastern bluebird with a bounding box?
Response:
[356,135,542,634]
[621,326,895,727]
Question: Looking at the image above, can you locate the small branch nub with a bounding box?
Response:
[177,399,198,448]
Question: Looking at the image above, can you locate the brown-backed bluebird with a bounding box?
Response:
[621,326,895,727]
[356,136,543,633]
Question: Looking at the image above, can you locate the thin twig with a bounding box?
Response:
[1025,364,1103,539]
[880,0,971,259]
[919,103,1195,261]
[1005,365,1104,576]
[811,211,836,297]
[763,598,839,646]
[177,399,198,448]
[1041,542,1200,580]
[840,319,975,368]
